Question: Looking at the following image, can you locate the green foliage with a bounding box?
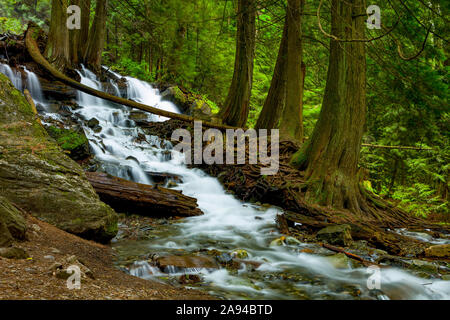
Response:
[392,184,448,218]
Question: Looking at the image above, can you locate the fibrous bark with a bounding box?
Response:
[279,0,305,141]
[45,0,70,71]
[291,0,367,214]
[221,0,256,127]
[84,0,107,72]
[255,20,288,130]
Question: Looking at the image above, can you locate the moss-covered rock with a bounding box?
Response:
[0,73,117,243]
[45,125,90,161]
[0,196,27,241]
[160,86,188,110]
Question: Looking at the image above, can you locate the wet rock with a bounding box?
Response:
[160,86,188,110]
[87,118,100,128]
[0,74,117,243]
[424,244,450,259]
[215,253,233,264]
[410,259,439,273]
[270,236,286,247]
[230,249,249,259]
[325,253,351,269]
[179,274,202,284]
[317,224,353,247]
[156,255,219,270]
[0,247,29,259]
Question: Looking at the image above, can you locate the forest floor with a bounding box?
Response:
[0,213,212,300]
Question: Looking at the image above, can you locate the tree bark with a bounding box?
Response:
[221,0,256,127]
[291,0,367,214]
[84,0,107,72]
[279,0,304,141]
[255,19,288,130]
[85,172,203,217]
[45,0,70,71]
[69,0,91,64]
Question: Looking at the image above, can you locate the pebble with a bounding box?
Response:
[43,255,55,261]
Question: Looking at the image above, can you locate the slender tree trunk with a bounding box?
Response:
[45,0,70,71]
[79,0,91,58]
[291,0,367,214]
[221,0,256,127]
[84,0,107,72]
[69,0,80,65]
[167,23,186,81]
[255,20,288,130]
[279,0,304,141]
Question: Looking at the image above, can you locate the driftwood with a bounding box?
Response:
[85,172,203,217]
[320,243,383,268]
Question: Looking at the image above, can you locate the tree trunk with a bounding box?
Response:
[221,0,256,127]
[45,0,70,71]
[255,19,288,130]
[279,0,304,141]
[291,0,367,214]
[69,0,90,65]
[79,0,91,55]
[84,0,107,72]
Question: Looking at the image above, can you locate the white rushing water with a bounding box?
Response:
[0,63,23,91]
[21,64,449,300]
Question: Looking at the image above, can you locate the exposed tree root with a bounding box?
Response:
[136,119,449,256]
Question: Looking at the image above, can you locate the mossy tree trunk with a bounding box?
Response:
[221,0,256,127]
[291,0,368,214]
[255,20,288,130]
[45,0,70,71]
[279,0,304,141]
[84,0,107,72]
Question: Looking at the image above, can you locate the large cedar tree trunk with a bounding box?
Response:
[45,0,70,71]
[84,0,107,72]
[279,0,304,141]
[221,0,256,127]
[255,20,288,130]
[291,0,367,214]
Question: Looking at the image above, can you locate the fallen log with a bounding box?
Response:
[25,24,236,131]
[85,172,203,217]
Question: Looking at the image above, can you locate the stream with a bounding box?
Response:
[1,62,449,300]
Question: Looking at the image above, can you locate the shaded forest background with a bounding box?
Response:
[1,0,448,220]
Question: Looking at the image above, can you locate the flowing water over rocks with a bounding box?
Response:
[2,64,449,300]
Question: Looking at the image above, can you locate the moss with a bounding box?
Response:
[46,126,88,152]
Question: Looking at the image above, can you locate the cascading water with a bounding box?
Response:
[30,65,450,300]
[24,67,44,104]
[0,63,23,91]
[1,63,46,108]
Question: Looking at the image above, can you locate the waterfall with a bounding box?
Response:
[0,63,23,91]
[31,64,450,300]
[24,67,44,103]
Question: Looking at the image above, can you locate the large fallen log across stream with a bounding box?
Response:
[85,172,203,217]
[25,25,236,131]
